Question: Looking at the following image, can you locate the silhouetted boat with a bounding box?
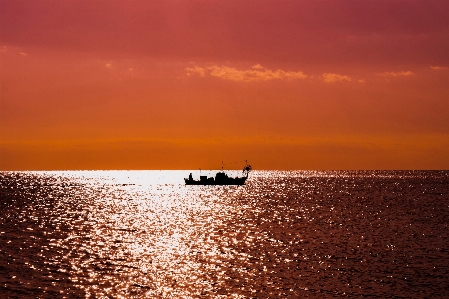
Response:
[185,162,252,186]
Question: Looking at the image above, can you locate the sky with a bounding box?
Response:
[1,0,449,170]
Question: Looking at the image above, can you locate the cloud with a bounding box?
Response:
[186,65,307,82]
[379,71,414,77]
[252,64,264,69]
[0,46,27,56]
[185,66,206,77]
[430,66,448,70]
[322,73,352,83]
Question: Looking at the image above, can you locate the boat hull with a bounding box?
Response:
[185,165,251,186]
[184,177,247,186]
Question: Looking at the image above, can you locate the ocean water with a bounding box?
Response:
[1,170,448,298]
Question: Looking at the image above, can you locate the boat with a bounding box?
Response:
[185,162,252,186]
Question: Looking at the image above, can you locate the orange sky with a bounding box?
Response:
[1,0,449,170]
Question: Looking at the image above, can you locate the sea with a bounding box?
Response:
[1,170,448,298]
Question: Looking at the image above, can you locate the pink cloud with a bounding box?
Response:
[186,65,307,82]
[430,66,448,70]
[322,73,352,83]
[379,71,414,77]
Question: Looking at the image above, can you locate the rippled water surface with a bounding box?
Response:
[1,170,449,298]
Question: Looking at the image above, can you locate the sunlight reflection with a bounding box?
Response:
[46,171,249,298]
[3,170,448,297]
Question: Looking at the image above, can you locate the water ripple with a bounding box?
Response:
[1,170,448,298]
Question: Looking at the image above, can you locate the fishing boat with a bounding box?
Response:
[185,161,252,186]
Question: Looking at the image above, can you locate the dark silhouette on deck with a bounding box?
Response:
[185,162,252,185]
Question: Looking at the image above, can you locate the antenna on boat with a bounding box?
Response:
[221,161,224,171]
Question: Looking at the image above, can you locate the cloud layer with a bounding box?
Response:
[186,65,307,82]
[2,1,448,69]
[322,73,352,83]
[379,71,414,77]
[430,66,448,70]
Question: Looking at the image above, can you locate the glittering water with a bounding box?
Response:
[1,171,448,298]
